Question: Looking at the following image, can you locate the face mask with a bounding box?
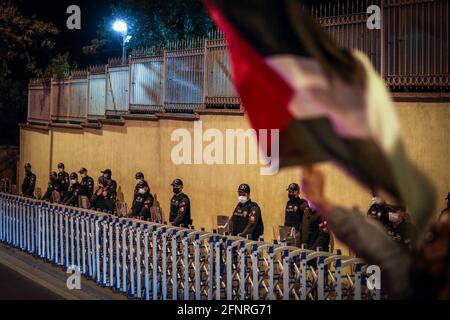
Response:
[103,174,109,178]
[388,212,399,223]
[238,196,248,204]
[81,174,86,179]
[138,188,146,194]
[173,187,181,194]
[288,194,297,200]
[70,179,76,184]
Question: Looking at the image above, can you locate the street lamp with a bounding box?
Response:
[112,20,131,64]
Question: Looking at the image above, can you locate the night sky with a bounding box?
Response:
[18,0,120,66]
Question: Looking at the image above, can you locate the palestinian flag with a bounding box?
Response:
[204,0,435,226]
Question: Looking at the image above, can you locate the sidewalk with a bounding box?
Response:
[0,243,128,300]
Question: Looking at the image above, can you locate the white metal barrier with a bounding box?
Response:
[0,193,380,300]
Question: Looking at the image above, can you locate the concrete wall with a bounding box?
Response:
[19,102,450,253]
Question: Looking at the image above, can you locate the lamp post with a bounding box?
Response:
[112,20,131,64]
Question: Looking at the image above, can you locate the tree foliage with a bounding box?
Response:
[83,0,214,61]
[0,1,59,78]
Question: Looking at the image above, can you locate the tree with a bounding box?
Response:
[0,1,59,78]
[83,0,214,61]
[0,1,60,145]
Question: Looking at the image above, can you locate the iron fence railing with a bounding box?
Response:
[28,0,448,123]
[0,193,380,300]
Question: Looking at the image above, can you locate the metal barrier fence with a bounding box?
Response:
[27,0,448,123]
[106,58,130,116]
[0,193,380,300]
[28,80,51,124]
[129,49,165,113]
[88,65,107,121]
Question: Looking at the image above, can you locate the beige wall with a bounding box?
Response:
[19,102,450,253]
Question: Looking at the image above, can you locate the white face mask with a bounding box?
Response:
[70,179,76,184]
[388,212,399,223]
[238,196,248,204]
[138,188,146,194]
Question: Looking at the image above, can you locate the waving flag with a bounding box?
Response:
[205,0,435,225]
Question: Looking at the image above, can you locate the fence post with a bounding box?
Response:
[215,236,221,300]
[283,249,289,300]
[109,218,115,287]
[144,224,150,300]
[335,258,342,300]
[129,221,135,297]
[136,223,142,299]
[194,233,201,300]
[172,229,178,300]
[226,239,232,300]
[268,246,274,300]
[102,217,108,287]
[122,221,128,292]
[115,219,121,290]
[161,227,168,300]
[239,241,245,300]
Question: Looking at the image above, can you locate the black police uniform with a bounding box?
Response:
[169,192,191,227]
[367,203,390,227]
[132,180,149,212]
[230,200,264,240]
[300,207,330,250]
[90,176,117,212]
[131,192,153,216]
[42,177,61,202]
[62,181,83,206]
[284,196,307,231]
[57,171,70,198]
[133,194,154,220]
[22,171,36,198]
[80,175,95,199]
[387,221,418,251]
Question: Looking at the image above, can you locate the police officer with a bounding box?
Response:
[299,202,330,250]
[386,205,418,252]
[42,171,61,202]
[131,180,154,219]
[367,195,390,227]
[169,179,192,227]
[78,168,94,199]
[284,183,308,244]
[56,162,70,199]
[90,169,117,212]
[21,163,36,198]
[230,184,264,240]
[132,172,149,212]
[62,172,83,206]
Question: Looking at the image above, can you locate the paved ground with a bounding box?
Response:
[0,243,127,300]
[0,263,62,300]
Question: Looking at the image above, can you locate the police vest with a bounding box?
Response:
[231,201,259,235]
[133,193,153,215]
[170,193,191,225]
[80,176,94,197]
[284,198,306,230]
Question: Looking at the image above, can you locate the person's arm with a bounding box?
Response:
[241,206,261,237]
[62,191,71,204]
[87,178,94,198]
[106,181,117,197]
[301,166,414,298]
[327,206,413,298]
[42,184,52,201]
[309,230,330,251]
